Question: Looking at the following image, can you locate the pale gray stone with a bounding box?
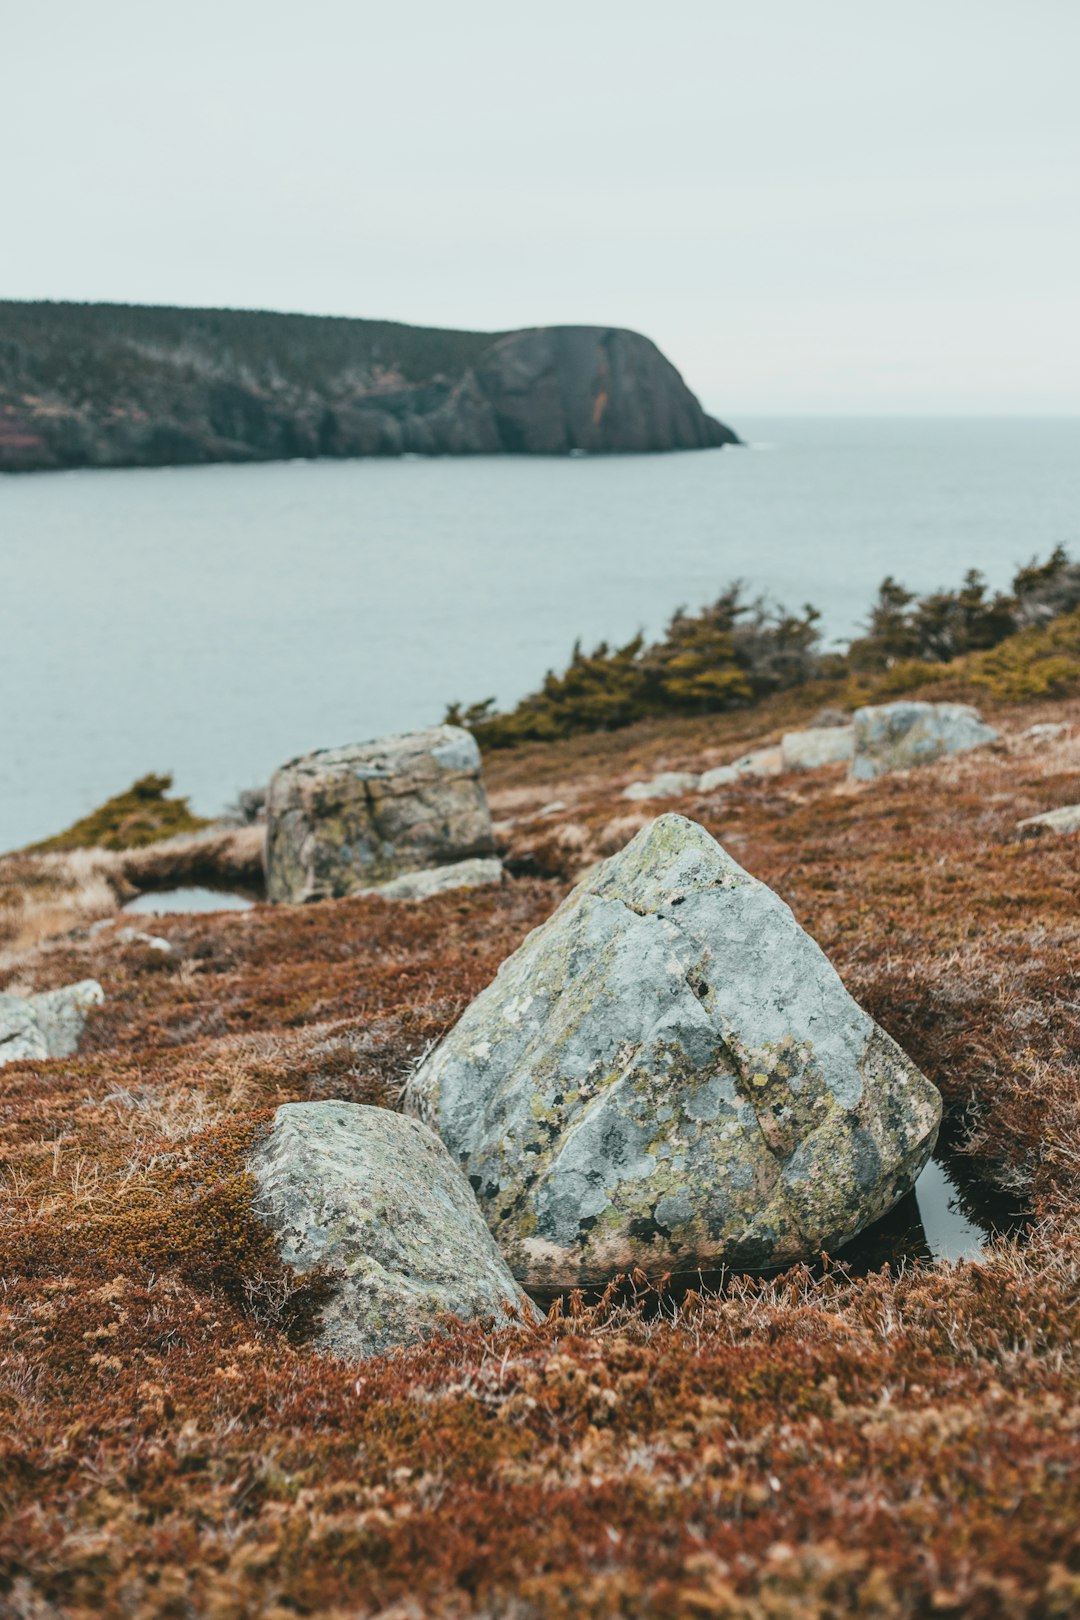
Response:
[781,726,855,771]
[250,1102,536,1358]
[697,764,739,792]
[699,747,783,793]
[851,702,999,781]
[264,725,496,904]
[1017,803,1080,838]
[359,857,504,902]
[1023,722,1069,742]
[0,979,104,1067]
[621,772,699,802]
[116,927,173,951]
[405,814,940,1291]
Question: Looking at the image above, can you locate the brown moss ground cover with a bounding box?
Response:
[3,704,1080,1617]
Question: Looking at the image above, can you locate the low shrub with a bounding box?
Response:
[27,772,211,853]
[450,549,1080,749]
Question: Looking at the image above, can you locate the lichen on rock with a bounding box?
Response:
[249,1101,536,1358]
[405,814,941,1290]
[264,726,496,904]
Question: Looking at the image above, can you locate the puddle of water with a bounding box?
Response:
[123,886,255,915]
[913,1157,992,1263]
[529,1154,1023,1314]
[837,1153,1021,1273]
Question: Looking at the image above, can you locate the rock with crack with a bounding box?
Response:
[249,1102,537,1358]
[264,725,496,903]
[699,748,783,793]
[851,702,999,781]
[0,980,104,1067]
[405,814,941,1290]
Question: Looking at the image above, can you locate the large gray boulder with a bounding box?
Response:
[265,726,496,904]
[851,702,999,781]
[0,979,104,1067]
[250,1102,535,1359]
[405,815,940,1291]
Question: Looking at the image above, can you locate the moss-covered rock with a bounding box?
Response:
[264,727,496,904]
[406,814,941,1289]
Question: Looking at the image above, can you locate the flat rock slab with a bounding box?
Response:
[852,702,999,781]
[359,857,504,901]
[265,725,496,904]
[1017,804,1080,838]
[0,980,104,1067]
[699,748,783,793]
[406,814,941,1290]
[250,1102,535,1359]
[622,772,699,802]
[781,726,855,770]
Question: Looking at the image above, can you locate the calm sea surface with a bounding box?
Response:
[2,416,1077,852]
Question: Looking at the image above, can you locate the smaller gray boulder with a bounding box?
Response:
[0,980,104,1067]
[851,702,999,781]
[265,725,496,904]
[699,747,782,793]
[781,726,855,771]
[249,1102,536,1359]
[358,856,504,901]
[1017,803,1080,838]
[622,772,699,802]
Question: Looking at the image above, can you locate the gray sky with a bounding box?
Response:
[5,0,1078,414]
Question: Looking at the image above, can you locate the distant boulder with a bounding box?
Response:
[699,747,783,792]
[0,980,104,1067]
[781,726,855,771]
[851,703,999,781]
[264,726,496,904]
[1017,804,1080,838]
[250,1102,535,1358]
[405,814,941,1291]
[358,856,504,902]
[622,771,699,802]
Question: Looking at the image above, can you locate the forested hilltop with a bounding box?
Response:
[0,301,737,471]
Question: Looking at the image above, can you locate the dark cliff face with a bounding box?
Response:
[0,302,738,471]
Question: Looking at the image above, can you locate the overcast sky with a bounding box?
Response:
[5,1,1078,413]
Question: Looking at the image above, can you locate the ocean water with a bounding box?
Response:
[2,416,1077,852]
